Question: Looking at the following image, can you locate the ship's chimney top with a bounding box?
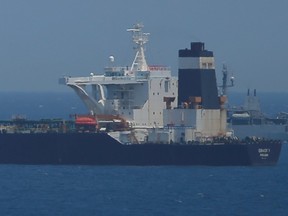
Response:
[190,42,205,52]
[178,42,219,109]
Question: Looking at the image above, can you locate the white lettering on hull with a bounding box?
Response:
[258,148,270,159]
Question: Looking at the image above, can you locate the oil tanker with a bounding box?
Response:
[0,24,282,166]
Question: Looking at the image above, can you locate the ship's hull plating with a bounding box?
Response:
[0,133,282,166]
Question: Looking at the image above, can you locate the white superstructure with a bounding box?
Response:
[60,24,178,128]
[60,24,230,144]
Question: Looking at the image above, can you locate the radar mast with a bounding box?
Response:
[127,23,149,72]
[219,64,234,96]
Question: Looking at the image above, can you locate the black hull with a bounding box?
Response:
[0,133,282,166]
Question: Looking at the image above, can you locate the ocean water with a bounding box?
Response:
[0,92,288,216]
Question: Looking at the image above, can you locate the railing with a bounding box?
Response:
[148,65,170,71]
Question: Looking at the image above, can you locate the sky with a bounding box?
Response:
[0,0,287,93]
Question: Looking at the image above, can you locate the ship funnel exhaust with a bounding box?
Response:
[178,42,220,109]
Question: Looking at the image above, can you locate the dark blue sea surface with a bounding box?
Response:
[0,91,288,215]
[0,145,287,216]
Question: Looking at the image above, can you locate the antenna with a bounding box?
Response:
[219,63,235,96]
[127,23,149,72]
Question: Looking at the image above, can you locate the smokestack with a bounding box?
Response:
[178,42,219,109]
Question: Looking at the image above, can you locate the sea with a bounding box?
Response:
[0,91,288,216]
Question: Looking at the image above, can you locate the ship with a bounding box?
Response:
[227,89,288,140]
[219,65,288,141]
[0,23,282,166]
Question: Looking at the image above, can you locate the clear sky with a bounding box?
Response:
[0,0,287,92]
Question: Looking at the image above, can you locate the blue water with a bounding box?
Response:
[0,92,288,215]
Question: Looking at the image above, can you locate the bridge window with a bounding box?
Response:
[165,81,169,92]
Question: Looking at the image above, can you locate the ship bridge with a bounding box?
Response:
[59,24,178,127]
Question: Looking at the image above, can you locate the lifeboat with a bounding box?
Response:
[75,115,97,132]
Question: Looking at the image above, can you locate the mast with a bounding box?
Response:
[220,64,234,96]
[127,23,150,72]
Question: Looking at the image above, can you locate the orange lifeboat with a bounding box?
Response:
[75,116,97,125]
[75,115,97,132]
